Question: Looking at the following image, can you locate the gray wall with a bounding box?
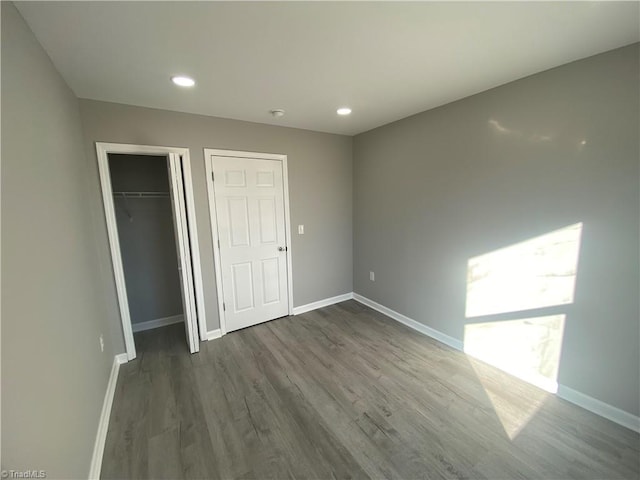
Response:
[109,154,183,325]
[79,100,353,350]
[1,3,116,477]
[4,10,635,478]
[353,44,640,416]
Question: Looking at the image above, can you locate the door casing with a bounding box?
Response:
[204,148,294,335]
[96,142,207,360]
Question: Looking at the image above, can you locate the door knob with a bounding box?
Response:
[278,246,288,252]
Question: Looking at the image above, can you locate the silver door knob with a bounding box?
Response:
[278,246,287,252]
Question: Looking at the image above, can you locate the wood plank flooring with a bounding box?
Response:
[101,300,640,479]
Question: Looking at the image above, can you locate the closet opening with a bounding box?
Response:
[96,143,205,360]
[110,153,188,352]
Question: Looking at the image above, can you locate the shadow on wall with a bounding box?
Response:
[463,223,583,438]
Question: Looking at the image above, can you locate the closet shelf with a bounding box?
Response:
[113,191,170,198]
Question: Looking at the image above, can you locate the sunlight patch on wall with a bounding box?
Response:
[466,223,582,318]
[464,315,566,393]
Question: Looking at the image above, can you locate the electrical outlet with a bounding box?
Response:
[369,271,375,281]
[99,334,104,353]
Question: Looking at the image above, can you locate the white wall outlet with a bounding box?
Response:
[369,271,375,281]
[99,334,104,353]
[298,224,304,235]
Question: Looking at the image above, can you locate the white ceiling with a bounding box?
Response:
[16,1,640,136]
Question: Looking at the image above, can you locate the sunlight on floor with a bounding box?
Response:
[468,357,550,440]
[463,223,582,439]
[464,315,565,393]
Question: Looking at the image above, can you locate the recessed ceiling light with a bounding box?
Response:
[337,107,352,116]
[171,75,195,87]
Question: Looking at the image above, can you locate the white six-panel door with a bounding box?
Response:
[210,154,290,332]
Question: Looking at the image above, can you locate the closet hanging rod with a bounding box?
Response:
[112,191,170,198]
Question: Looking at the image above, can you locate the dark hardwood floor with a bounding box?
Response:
[101,301,640,479]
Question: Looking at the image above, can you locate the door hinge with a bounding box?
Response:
[211,171,215,182]
[223,302,226,311]
[217,239,220,248]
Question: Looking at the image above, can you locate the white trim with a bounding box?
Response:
[204,155,228,336]
[168,152,199,354]
[203,148,294,336]
[95,142,205,359]
[179,153,208,342]
[131,314,184,333]
[353,293,463,351]
[96,144,136,360]
[114,353,129,364]
[206,329,223,341]
[353,292,640,433]
[89,353,127,480]
[203,149,287,161]
[293,292,354,315]
[280,155,295,317]
[557,385,640,433]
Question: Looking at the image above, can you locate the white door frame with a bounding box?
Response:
[96,142,207,360]
[204,148,294,335]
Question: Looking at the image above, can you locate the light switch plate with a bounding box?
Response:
[298,225,304,235]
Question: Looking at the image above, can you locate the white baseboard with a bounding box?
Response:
[205,292,355,340]
[89,353,127,479]
[292,292,354,315]
[353,293,463,351]
[557,384,640,433]
[207,329,222,341]
[114,353,128,364]
[131,314,184,333]
[352,292,639,433]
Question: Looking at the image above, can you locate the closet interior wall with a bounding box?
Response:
[108,154,183,330]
